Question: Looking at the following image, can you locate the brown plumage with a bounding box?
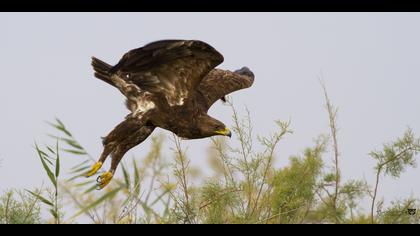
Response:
[87,39,255,189]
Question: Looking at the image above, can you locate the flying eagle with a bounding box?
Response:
[86,39,255,189]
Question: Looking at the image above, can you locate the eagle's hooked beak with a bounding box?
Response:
[216,127,232,138]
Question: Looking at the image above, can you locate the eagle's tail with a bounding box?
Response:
[91,57,114,87]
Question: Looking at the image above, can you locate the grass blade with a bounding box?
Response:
[55,140,60,178]
[70,160,91,171]
[71,187,122,219]
[150,189,171,207]
[46,145,56,155]
[46,118,73,137]
[133,159,141,196]
[121,163,131,189]
[83,184,99,194]
[69,166,90,175]
[47,135,84,151]
[66,173,87,182]
[50,209,59,219]
[62,149,88,155]
[74,180,97,188]
[35,143,57,188]
[26,190,54,207]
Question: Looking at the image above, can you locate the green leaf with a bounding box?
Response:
[41,155,54,166]
[38,149,50,158]
[62,149,88,155]
[133,159,141,196]
[74,180,97,188]
[64,139,84,151]
[46,145,56,155]
[69,166,90,174]
[37,148,56,165]
[66,173,87,182]
[50,209,59,219]
[323,173,336,183]
[26,190,54,207]
[35,143,57,188]
[71,187,122,219]
[150,189,171,206]
[121,163,131,189]
[83,185,99,194]
[55,118,73,137]
[70,160,91,171]
[55,140,60,178]
[46,120,72,138]
[47,135,84,151]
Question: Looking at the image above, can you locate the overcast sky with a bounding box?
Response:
[1,13,419,212]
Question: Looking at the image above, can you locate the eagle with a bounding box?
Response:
[86,40,255,189]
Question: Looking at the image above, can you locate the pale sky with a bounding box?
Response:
[1,13,419,212]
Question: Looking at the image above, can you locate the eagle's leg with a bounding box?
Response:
[96,147,125,190]
[85,144,114,177]
[97,125,155,189]
[86,117,143,179]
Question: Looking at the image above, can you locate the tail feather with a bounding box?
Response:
[91,57,114,87]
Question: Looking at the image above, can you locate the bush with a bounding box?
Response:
[5,81,418,224]
[0,190,42,224]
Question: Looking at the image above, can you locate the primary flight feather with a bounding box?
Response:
[87,39,255,189]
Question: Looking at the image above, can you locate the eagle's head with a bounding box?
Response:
[199,116,232,138]
[235,67,255,79]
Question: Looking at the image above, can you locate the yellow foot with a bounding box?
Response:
[97,171,114,189]
[86,162,103,177]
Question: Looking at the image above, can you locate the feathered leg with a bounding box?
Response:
[96,125,155,189]
[86,118,137,178]
[86,117,152,185]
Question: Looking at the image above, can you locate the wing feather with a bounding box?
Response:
[198,67,255,110]
[110,40,224,106]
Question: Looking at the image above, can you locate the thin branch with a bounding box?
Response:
[370,147,413,224]
[4,192,12,224]
[61,185,99,223]
[227,99,254,213]
[254,204,308,224]
[172,133,194,223]
[211,137,246,214]
[319,78,341,223]
[23,186,43,223]
[199,188,242,210]
[250,120,291,218]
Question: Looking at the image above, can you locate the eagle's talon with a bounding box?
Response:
[97,171,114,189]
[86,162,103,177]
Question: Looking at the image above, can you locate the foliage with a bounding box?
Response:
[27,140,61,224]
[369,128,420,223]
[0,190,42,224]
[378,198,419,224]
[1,83,419,224]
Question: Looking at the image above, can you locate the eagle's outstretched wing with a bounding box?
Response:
[109,40,224,106]
[197,67,255,111]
